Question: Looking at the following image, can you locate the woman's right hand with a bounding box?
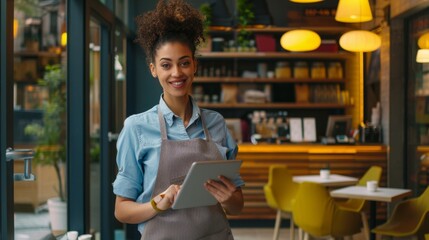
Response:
[156,184,180,211]
[114,184,181,223]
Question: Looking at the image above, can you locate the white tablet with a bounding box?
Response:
[171,160,242,210]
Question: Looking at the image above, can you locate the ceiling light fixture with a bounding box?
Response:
[280,30,321,52]
[61,32,67,47]
[339,30,381,52]
[418,33,429,49]
[335,0,373,23]
[13,19,18,38]
[416,49,429,63]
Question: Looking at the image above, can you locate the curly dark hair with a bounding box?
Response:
[135,0,205,65]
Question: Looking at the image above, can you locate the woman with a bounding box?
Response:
[112,0,245,239]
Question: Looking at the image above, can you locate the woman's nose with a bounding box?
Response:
[171,65,183,76]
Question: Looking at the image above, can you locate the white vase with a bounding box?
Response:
[47,197,67,234]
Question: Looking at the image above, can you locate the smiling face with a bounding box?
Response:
[150,41,196,105]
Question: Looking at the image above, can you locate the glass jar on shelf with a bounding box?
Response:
[275,61,291,78]
[294,61,309,79]
[327,61,343,79]
[311,62,326,79]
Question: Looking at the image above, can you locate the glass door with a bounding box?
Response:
[2,1,68,239]
[1,3,16,239]
[407,10,429,195]
[88,13,126,240]
[88,18,102,238]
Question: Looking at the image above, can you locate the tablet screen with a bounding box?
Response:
[171,160,242,209]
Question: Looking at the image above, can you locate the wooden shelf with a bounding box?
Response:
[415,92,429,97]
[209,26,355,34]
[197,51,352,59]
[14,51,61,58]
[198,102,351,109]
[194,77,344,83]
[240,26,355,34]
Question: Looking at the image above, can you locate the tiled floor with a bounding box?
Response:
[15,212,51,240]
[14,211,292,240]
[15,212,369,240]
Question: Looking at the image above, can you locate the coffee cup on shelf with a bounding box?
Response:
[366,180,378,192]
[320,169,330,179]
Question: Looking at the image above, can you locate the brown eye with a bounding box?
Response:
[181,61,190,67]
[161,63,171,69]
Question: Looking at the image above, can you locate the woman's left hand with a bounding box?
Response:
[204,175,236,204]
[204,175,243,215]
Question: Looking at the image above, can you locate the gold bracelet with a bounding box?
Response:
[150,194,165,212]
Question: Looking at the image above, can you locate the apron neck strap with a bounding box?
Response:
[199,110,212,141]
[157,107,212,141]
[158,109,168,140]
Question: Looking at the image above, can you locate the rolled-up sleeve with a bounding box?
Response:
[225,128,238,160]
[223,121,244,187]
[112,118,143,200]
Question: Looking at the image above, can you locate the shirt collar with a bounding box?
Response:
[158,94,201,127]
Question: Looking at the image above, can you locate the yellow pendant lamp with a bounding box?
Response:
[339,30,380,52]
[61,32,67,47]
[280,30,321,52]
[416,49,429,63]
[13,19,19,38]
[335,0,373,23]
[418,33,429,49]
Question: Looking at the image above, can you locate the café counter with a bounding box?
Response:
[230,143,388,220]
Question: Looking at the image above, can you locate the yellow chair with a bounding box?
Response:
[336,166,382,239]
[426,233,429,240]
[263,165,299,240]
[293,181,362,239]
[372,186,429,239]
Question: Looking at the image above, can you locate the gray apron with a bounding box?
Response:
[141,109,234,240]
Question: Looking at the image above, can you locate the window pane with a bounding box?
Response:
[115,0,128,25]
[14,0,68,238]
[408,11,429,195]
[89,18,102,238]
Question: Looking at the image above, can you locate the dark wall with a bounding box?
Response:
[132,1,162,113]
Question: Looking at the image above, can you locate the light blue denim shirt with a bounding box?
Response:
[112,95,244,233]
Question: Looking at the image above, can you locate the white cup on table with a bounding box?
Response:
[366,180,378,192]
[66,231,78,240]
[78,234,92,240]
[320,169,330,179]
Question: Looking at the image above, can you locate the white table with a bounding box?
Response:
[330,186,412,240]
[293,174,358,187]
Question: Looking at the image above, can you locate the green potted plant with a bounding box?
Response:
[24,64,67,234]
[200,3,212,37]
[237,0,255,50]
[199,3,212,52]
